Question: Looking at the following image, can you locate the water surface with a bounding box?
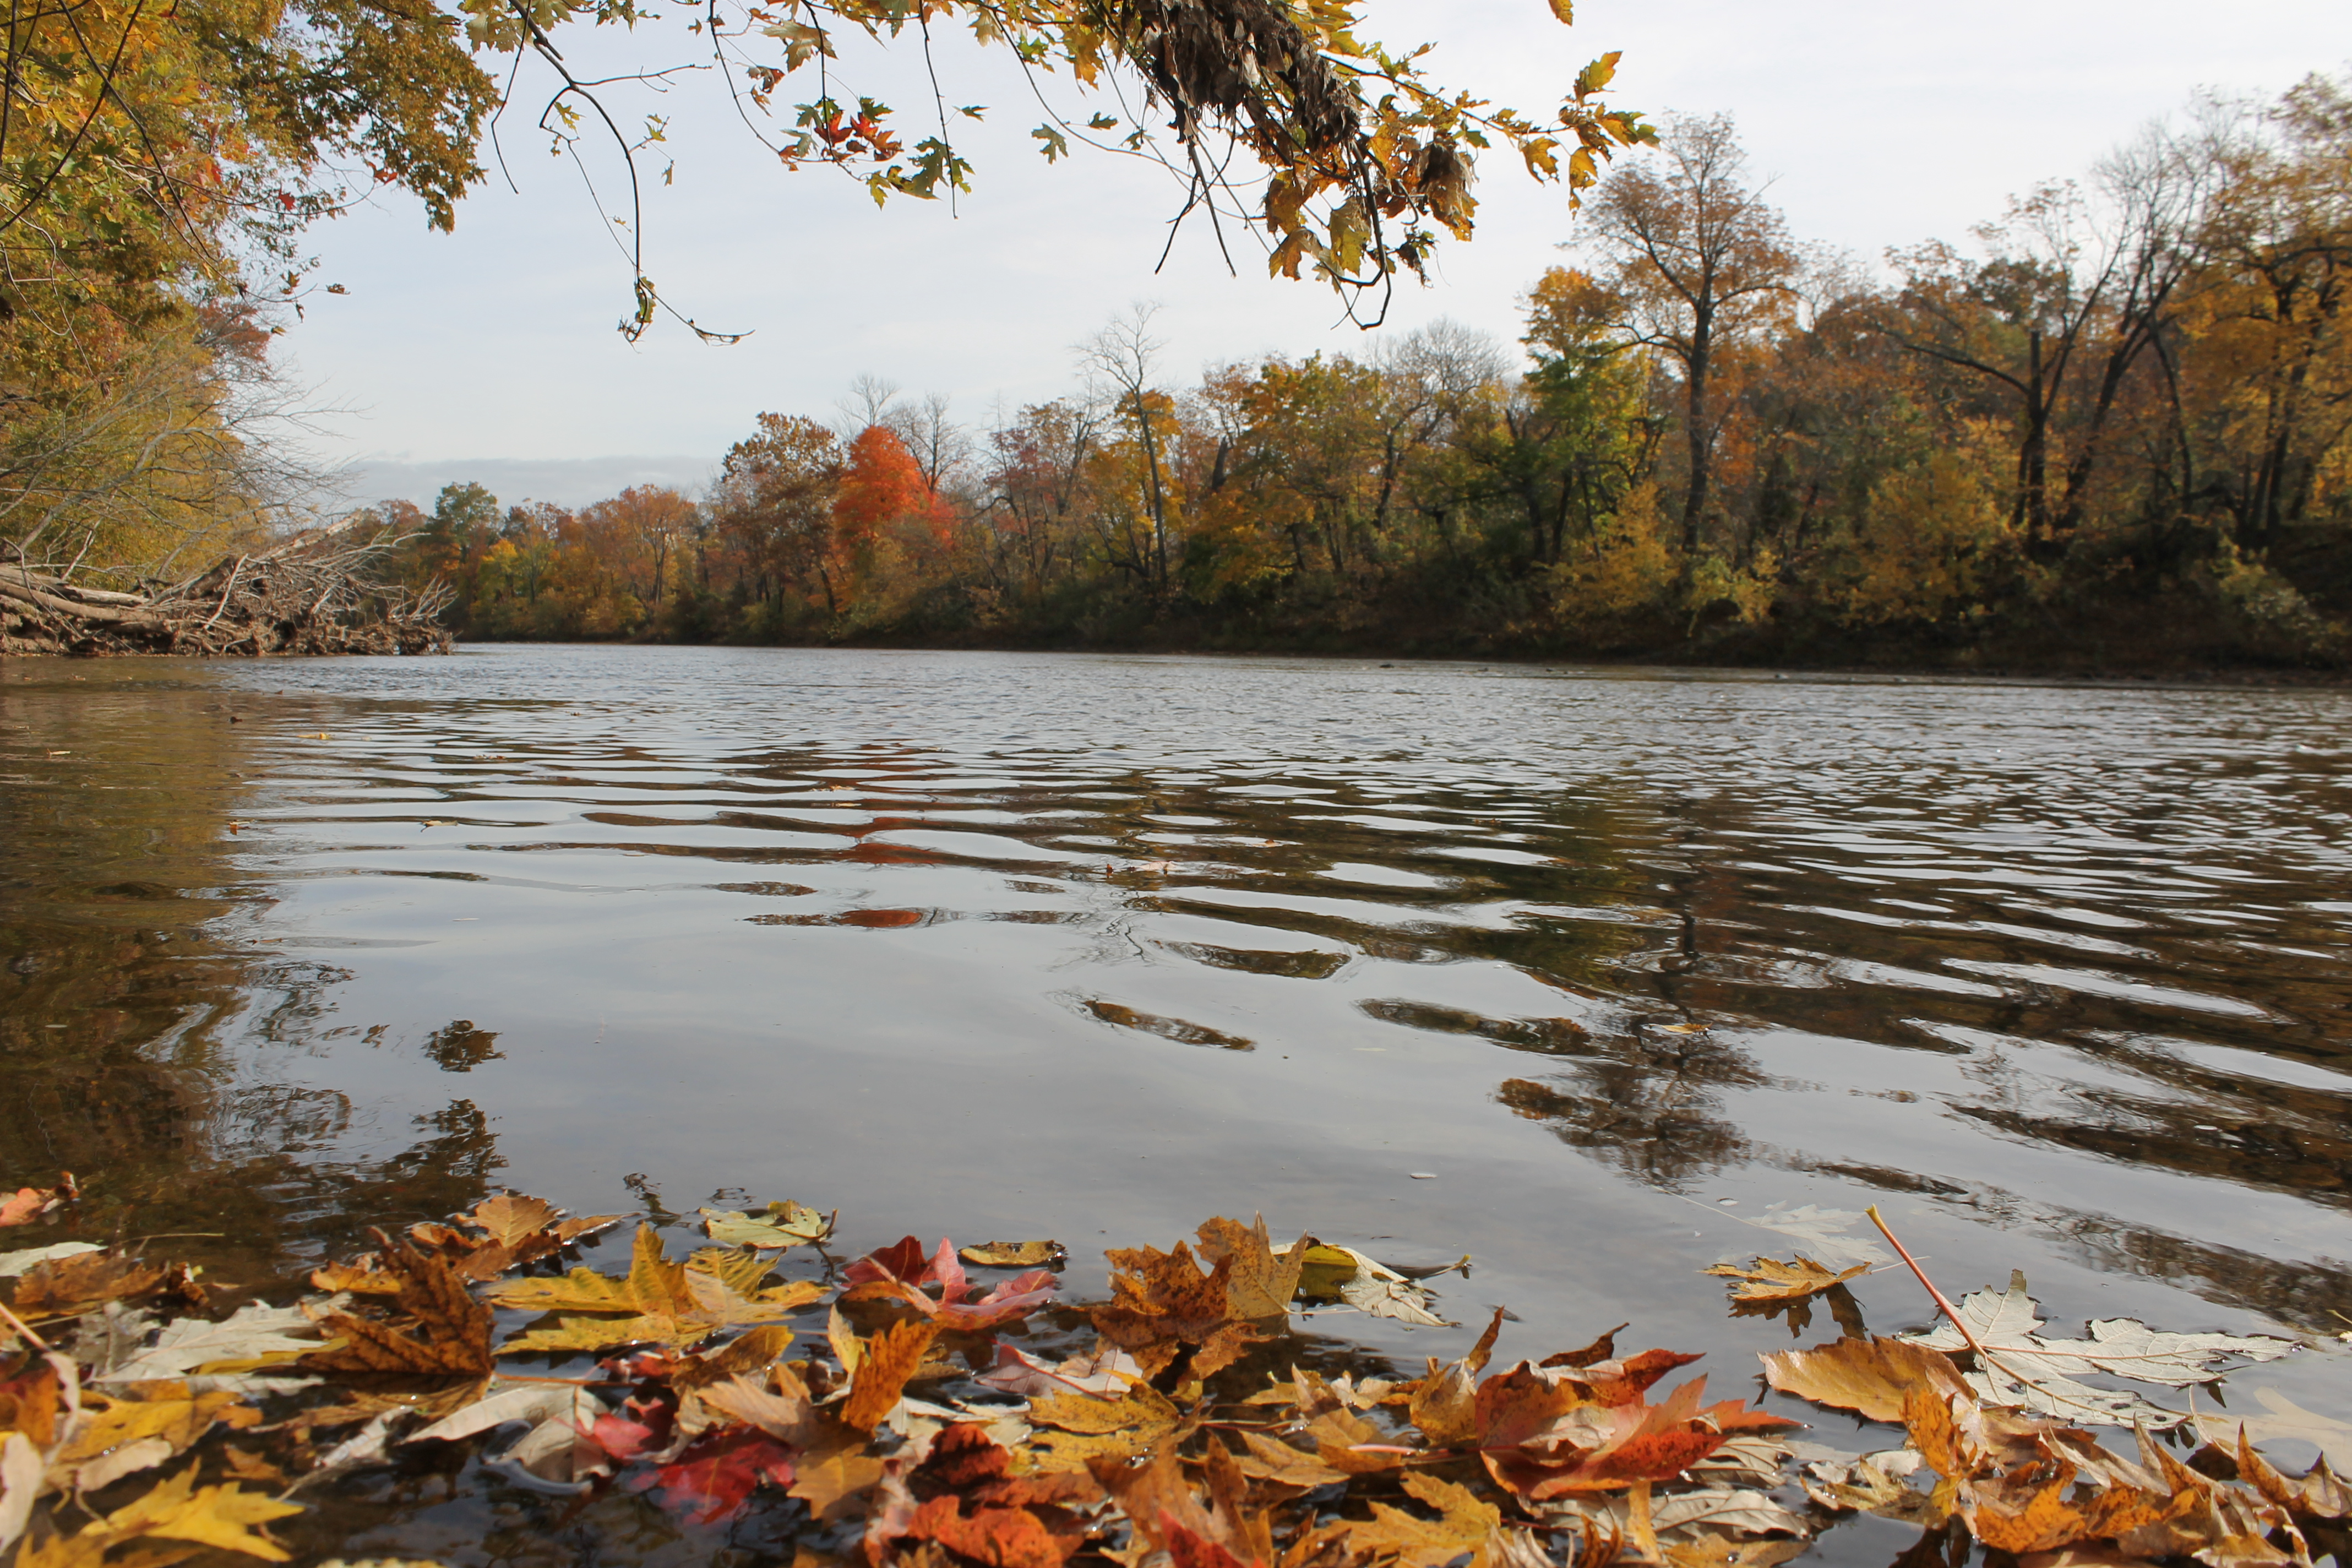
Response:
[5,645,2350,1464]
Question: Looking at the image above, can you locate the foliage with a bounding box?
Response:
[1,1175,2340,1568]
[350,71,2352,672]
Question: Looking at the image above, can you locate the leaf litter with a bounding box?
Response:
[0,1178,2342,1568]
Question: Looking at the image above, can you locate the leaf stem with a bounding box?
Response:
[1863,1205,1990,1363]
[0,1296,53,1351]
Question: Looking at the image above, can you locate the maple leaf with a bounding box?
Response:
[1022,1380,1185,1471]
[1760,1336,1973,1424]
[489,1224,819,1353]
[406,1194,623,1281]
[1113,1441,1277,1567]
[1705,1255,1870,1303]
[50,1385,261,1493]
[1408,1306,1508,1447]
[2230,1429,2352,1521]
[842,1236,1057,1330]
[1196,1216,1306,1321]
[1342,1472,1501,1568]
[43,1463,303,1562]
[302,1233,492,1379]
[1090,1236,1267,1381]
[842,1317,943,1432]
[1483,1376,1799,1499]
[636,1427,796,1524]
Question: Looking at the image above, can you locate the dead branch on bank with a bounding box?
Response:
[0,519,453,656]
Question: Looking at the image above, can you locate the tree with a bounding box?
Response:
[714,414,842,614]
[1577,114,1801,557]
[1081,305,1178,596]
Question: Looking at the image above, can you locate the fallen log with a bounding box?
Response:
[0,521,453,656]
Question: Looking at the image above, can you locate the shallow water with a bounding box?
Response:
[5,645,2352,1522]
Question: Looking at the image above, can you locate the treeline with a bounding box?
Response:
[369,77,2352,669]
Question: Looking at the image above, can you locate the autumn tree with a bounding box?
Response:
[1576,114,1802,557]
[714,415,842,617]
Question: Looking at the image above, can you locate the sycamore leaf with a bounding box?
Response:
[1739,1206,1890,1268]
[2197,1387,2352,1471]
[97,1303,321,1385]
[1546,0,1573,23]
[0,1243,102,1278]
[1901,1273,2293,1427]
[1706,1255,1869,1303]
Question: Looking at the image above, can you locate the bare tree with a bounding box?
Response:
[1079,302,1174,595]
[1577,114,1801,556]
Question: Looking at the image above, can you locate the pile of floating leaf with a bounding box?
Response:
[2,1172,2347,1568]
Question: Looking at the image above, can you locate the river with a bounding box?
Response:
[4,644,2350,1542]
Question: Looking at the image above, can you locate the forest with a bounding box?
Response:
[353,77,2352,672]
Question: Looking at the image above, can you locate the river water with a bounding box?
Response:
[5,645,2351,1493]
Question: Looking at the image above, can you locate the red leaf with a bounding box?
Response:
[903,1496,1082,1568]
[640,1428,796,1523]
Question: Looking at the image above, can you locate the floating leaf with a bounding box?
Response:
[699,1201,832,1250]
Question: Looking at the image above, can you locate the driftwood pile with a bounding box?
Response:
[0,522,451,656]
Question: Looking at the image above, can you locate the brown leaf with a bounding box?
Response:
[959,1242,1066,1270]
[1761,1336,1972,1424]
[1232,1429,1347,1489]
[673,1324,798,1390]
[2233,1430,2351,1520]
[791,1435,888,1522]
[1195,1216,1305,1322]
[699,1367,820,1445]
[1342,1473,1500,1568]
[1090,1237,1268,1381]
[1660,1541,1806,1568]
[1023,1382,1185,1472]
[302,1233,492,1379]
[843,1319,942,1433]
[13,1252,165,1316]
[1705,1255,1871,1303]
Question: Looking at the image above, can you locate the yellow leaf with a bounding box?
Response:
[1547,0,1572,23]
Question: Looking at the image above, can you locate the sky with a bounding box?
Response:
[288,0,2352,510]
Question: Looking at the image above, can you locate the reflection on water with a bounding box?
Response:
[3,647,2350,1382]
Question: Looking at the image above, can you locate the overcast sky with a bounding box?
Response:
[292,0,2352,510]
